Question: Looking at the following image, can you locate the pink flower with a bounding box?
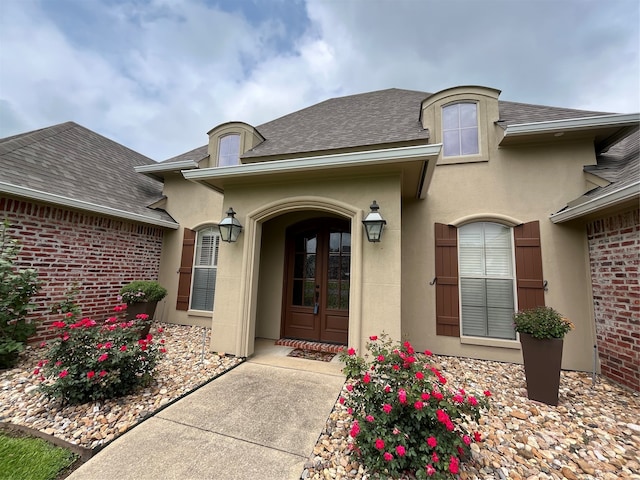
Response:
[33,368,40,375]
[157,327,164,333]
[436,409,449,423]
[339,397,345,405]
[384,385,391,393]
[159,348,167,353]
[382,403,392,414]
[59,369,68,378]
[365,415,374,422]
[87,371,95,379]
[120,345,127,351]
[432,452,439,463]
[383,452,393,462]
[426,464,436,476]
[369,335,378,341]
[363,372,371,384]
[375,438,385,450]
[136,313,149,320]
[424,349,433,356]
[448,456,459,474]
[392,364,400,371]
[453,394,464,403]
[427,436,437,448]
[474,431,482,442]
[346,384,353,392]
[398,389,407,404]
[468,395,478,406]
[104,342,113,349]
[484,390,492,397]
[347,408,353,415]
[393,427,400,435]
[396,445,406,456]
[347,348,356,356]
[39,342,47,348]
[98,353,108,362]
[463,435,471,445]
[414,401,424,410]
[432,391,444,401]
[415,371,424,380]
[377,355,385,362]
[403,341,414,354]
[421,392,431,401]
[445,420,454,431]
[349,421,360,437]
[99,370,107,377]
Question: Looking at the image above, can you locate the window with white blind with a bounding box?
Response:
[218,134,241,167]
[458,222,516,340]
[442,102,479,157]
[190,226,220,311]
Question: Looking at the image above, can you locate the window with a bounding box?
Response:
[190,226,220,311]
[458,222,516,340]
[442,103,479,157]
[218,134,241,167]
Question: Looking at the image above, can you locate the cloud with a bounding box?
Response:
[0,0,637,161]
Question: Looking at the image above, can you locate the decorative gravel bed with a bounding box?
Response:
[0,323,243,451]
[303,356,640,480]
[2,328,639,480]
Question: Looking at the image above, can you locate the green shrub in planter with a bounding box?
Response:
[513,306,573,339]
[119,280,167,304]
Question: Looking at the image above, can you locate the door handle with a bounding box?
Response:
[313,303,319,315]
[314,285,320,314]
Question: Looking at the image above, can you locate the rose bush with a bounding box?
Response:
[36,301,166,404]
[340,334,490,479]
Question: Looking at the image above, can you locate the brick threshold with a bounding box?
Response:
[274,338,346,354]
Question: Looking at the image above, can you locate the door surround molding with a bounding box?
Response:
[235,196,363,357]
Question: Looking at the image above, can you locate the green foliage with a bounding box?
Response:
[36,295,166,404]
[340,334,490,479]
[0,220,40,368]
[119,280,167,304]
[0,431,77,480]
[513,306,573,339]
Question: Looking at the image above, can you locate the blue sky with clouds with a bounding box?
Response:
[1,0,638,160]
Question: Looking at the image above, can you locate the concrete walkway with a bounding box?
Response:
[67,340,346,480]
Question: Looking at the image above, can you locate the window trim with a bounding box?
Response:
[189,225,220,312]
[457,221,519,343]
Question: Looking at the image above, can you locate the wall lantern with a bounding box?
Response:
[362,200,386,242]
[219,207,243,243]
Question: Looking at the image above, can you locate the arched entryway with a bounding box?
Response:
[282,217,350,344]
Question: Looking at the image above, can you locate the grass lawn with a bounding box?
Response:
[0,430,78,480]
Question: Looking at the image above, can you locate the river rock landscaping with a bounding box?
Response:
[1,326,638,479]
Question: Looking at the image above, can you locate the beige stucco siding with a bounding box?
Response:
[211,173,403,356]
[402,139,598,371]
[155,173,225,327]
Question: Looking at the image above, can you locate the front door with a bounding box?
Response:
[282,218,350,344]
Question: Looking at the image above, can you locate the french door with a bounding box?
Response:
[282,218,350,344]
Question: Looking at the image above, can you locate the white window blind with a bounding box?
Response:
[459,222,515,340]
[191,226,220,311]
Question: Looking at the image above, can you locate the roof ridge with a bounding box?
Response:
[498,98,612,116]
[0,121,78,156]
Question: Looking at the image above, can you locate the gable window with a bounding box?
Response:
[442,103,479,157]
[218,134,241,167]
[190,226,220,311]
[458,222,515,340]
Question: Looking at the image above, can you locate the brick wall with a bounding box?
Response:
[1,197,164,343]
[587,207,640,391]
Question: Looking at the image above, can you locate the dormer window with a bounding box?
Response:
[218,134,241,167]
[442,103,479,157]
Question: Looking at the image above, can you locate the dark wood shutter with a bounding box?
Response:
[176,228,196,311]
[435,223,460,337]
[514,221,545,311]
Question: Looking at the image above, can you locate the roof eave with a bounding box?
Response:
[549,181,640,224]
[182,144,443,199]
[134,160,200,180]
[0,182,179,229]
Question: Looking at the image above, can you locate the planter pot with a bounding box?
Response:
[125,301,158,339]
[520,333,564,406]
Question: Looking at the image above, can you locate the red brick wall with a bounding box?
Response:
[587,207,639,391]
[1,197,164,343]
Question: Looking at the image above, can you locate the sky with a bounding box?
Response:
[1,0,638,161]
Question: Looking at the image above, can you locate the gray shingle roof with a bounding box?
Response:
[0,122,174,225]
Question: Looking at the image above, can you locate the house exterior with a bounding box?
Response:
[3,86,638,391]
[0,122,177,342]
[136,86,639,390]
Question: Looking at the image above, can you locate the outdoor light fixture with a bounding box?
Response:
[362,200,386,242]
[218,207,243,243]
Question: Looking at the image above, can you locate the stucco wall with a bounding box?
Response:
[587,207,639,391]
[401,138,599,371]
[1,196,164,342]
[155,173,225,327]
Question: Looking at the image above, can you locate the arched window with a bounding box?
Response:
[442,103,479,157]
[218,134,241,167]
[458,222,516,339]
[190,226,220,311]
